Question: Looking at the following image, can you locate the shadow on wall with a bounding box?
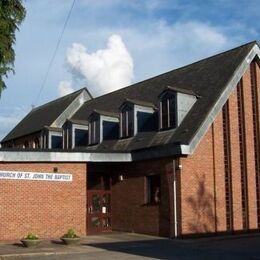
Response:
[186,174,216,233]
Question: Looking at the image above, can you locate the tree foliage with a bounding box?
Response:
[0,0,26,95]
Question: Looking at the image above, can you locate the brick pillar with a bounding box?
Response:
[228,89,243,230]
[212,113,227,232]
[243,66,258,229]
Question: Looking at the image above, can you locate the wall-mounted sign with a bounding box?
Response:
[0,170,72,182]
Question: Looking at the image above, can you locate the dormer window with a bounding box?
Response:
[42,127,62,149]
[120,99,156,138]
[159,86,197,130]
[50,132,63,149]
[88,110,119,145]
[62,119,88,149]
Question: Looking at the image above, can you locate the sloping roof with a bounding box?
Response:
[69,41,259,153]
[2,41,259,158]
[2,88,87,142]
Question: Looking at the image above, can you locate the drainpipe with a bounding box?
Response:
[172,159,178,238]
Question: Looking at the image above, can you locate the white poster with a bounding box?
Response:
[0,170,72,182]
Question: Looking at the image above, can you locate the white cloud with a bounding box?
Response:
[58,80,75,97]
[64,34,134,96]
[106,20,231,81]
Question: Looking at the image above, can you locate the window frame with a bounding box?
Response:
[72,124,89,148]
[48,131,63,149]
[145,174,161,205]
[120,103,155,138]
[100,115,119,142]
[159,93,177,130]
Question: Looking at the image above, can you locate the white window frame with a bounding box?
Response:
[134,104,154,135]
[48,131,62,149]
[100,115,119,142]
[72,124,88,148]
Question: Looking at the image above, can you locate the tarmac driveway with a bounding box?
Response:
[1,232,260,259]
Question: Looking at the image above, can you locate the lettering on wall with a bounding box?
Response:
[0,171,72,182]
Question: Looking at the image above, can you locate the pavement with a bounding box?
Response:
[1,232,260,259]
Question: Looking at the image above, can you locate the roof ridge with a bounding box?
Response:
[82,41,257,105]
[32,87,86,112]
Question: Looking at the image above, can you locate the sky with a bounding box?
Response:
[0,0,259,140]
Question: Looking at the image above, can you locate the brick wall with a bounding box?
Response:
[179,61,260,236]
[111,158,175,237]
[0,162,87,240]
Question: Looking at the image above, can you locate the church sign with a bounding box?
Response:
[0,170,72,182]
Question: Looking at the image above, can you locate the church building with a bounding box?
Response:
[0,41,259,240]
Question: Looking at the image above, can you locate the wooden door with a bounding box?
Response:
[87,190,112,234]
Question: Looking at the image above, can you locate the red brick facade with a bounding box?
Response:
[110,158,175,237]
[180,61,260,235]
[0,163,87,240]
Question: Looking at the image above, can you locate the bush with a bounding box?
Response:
[62,229,79,238]
[24,233,39,240]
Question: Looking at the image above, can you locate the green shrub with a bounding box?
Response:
[24,233,39,240]
[62,229,78,238]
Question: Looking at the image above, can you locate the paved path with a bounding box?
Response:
[1,232,260,259]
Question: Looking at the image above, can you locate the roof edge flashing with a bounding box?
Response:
[0,151,132,162]
[187,43,260,155]
[52,90,91,128]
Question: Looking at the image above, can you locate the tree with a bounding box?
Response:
[0,0,26,95]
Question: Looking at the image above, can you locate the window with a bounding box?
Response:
[160,94,177,130]
[51,135,62,149]
[89,120,98,145]
[103,121,119,140]
[121,110,133,138]
[137,111,157,132]
[75,129,88,147]
[146,175,161,204]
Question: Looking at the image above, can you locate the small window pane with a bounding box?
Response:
[128,110,134,136]
[90,121,97,144]
[51,135,62,149]
[161,99,168,129]
[103,121,119,140]
[122,112,127,137]
[75,129,88,147]
[137,111,156,132]
[169,97,176,128]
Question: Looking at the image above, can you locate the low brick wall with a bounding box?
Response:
[0,162,87,240]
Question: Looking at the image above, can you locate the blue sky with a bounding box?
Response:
[0,0,259,140]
